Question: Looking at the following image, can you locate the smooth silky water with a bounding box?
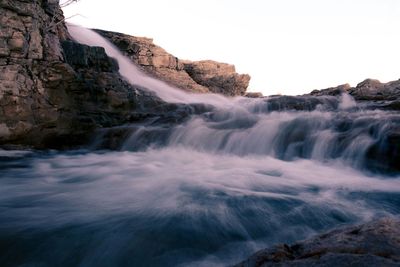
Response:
[0,26,399,267]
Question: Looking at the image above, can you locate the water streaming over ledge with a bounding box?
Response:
[0,25,399,267]
[67,24,232,106]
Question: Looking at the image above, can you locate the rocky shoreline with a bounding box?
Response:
[1,1,400,266]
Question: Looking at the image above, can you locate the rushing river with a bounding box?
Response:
[1,106,400,266]
[0,26,399,267]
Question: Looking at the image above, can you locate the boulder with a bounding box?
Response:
[235,217,400,267]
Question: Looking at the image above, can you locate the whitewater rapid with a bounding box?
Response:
[0,25,399,267]
[1,148,400,266]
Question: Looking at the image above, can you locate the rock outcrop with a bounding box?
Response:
[309,79,400,105]
[182,60,251,96]
[95,29,251,96]
[349,79,400,101]
[235,217,400,267]
[0,1,251,148]
[0,0,189,148]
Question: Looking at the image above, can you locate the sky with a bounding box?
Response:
[63,0,400,96]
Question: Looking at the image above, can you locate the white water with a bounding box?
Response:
[0,25,399,267]
[67,24,233,106]
[1,148,399,266]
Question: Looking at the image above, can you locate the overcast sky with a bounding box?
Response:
[63,0,400,95]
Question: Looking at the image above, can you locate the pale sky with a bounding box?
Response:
[63,0,400,96]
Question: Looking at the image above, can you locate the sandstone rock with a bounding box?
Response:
[95,29,251,96]
[235,217,400,267]
[183,60,251,96]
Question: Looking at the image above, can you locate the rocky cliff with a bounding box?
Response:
[235,217,400,267]
[0,0,252,148]
[95,29,251,96]
[0,0,219,148]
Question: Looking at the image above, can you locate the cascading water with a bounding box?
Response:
[0,25,399,267]
[66,24,232,106]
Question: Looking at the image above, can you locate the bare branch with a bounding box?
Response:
[42,0,82,32]
[60,0,81,8]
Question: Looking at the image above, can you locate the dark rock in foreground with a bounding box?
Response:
[234,217,400,267]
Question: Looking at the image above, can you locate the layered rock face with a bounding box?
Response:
[0,0,69,146]
[0,0,177,148]
[235,217,400,267]
[95,29,251,96]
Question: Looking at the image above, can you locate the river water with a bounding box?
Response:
[0,26,399,267]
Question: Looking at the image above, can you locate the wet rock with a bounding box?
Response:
[61,40,118,72]
[234,217,400,267]
[261,96,338,112]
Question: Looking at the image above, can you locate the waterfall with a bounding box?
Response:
[1,24,397,267]
[67,24,233,107]
[66,24,400,174]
